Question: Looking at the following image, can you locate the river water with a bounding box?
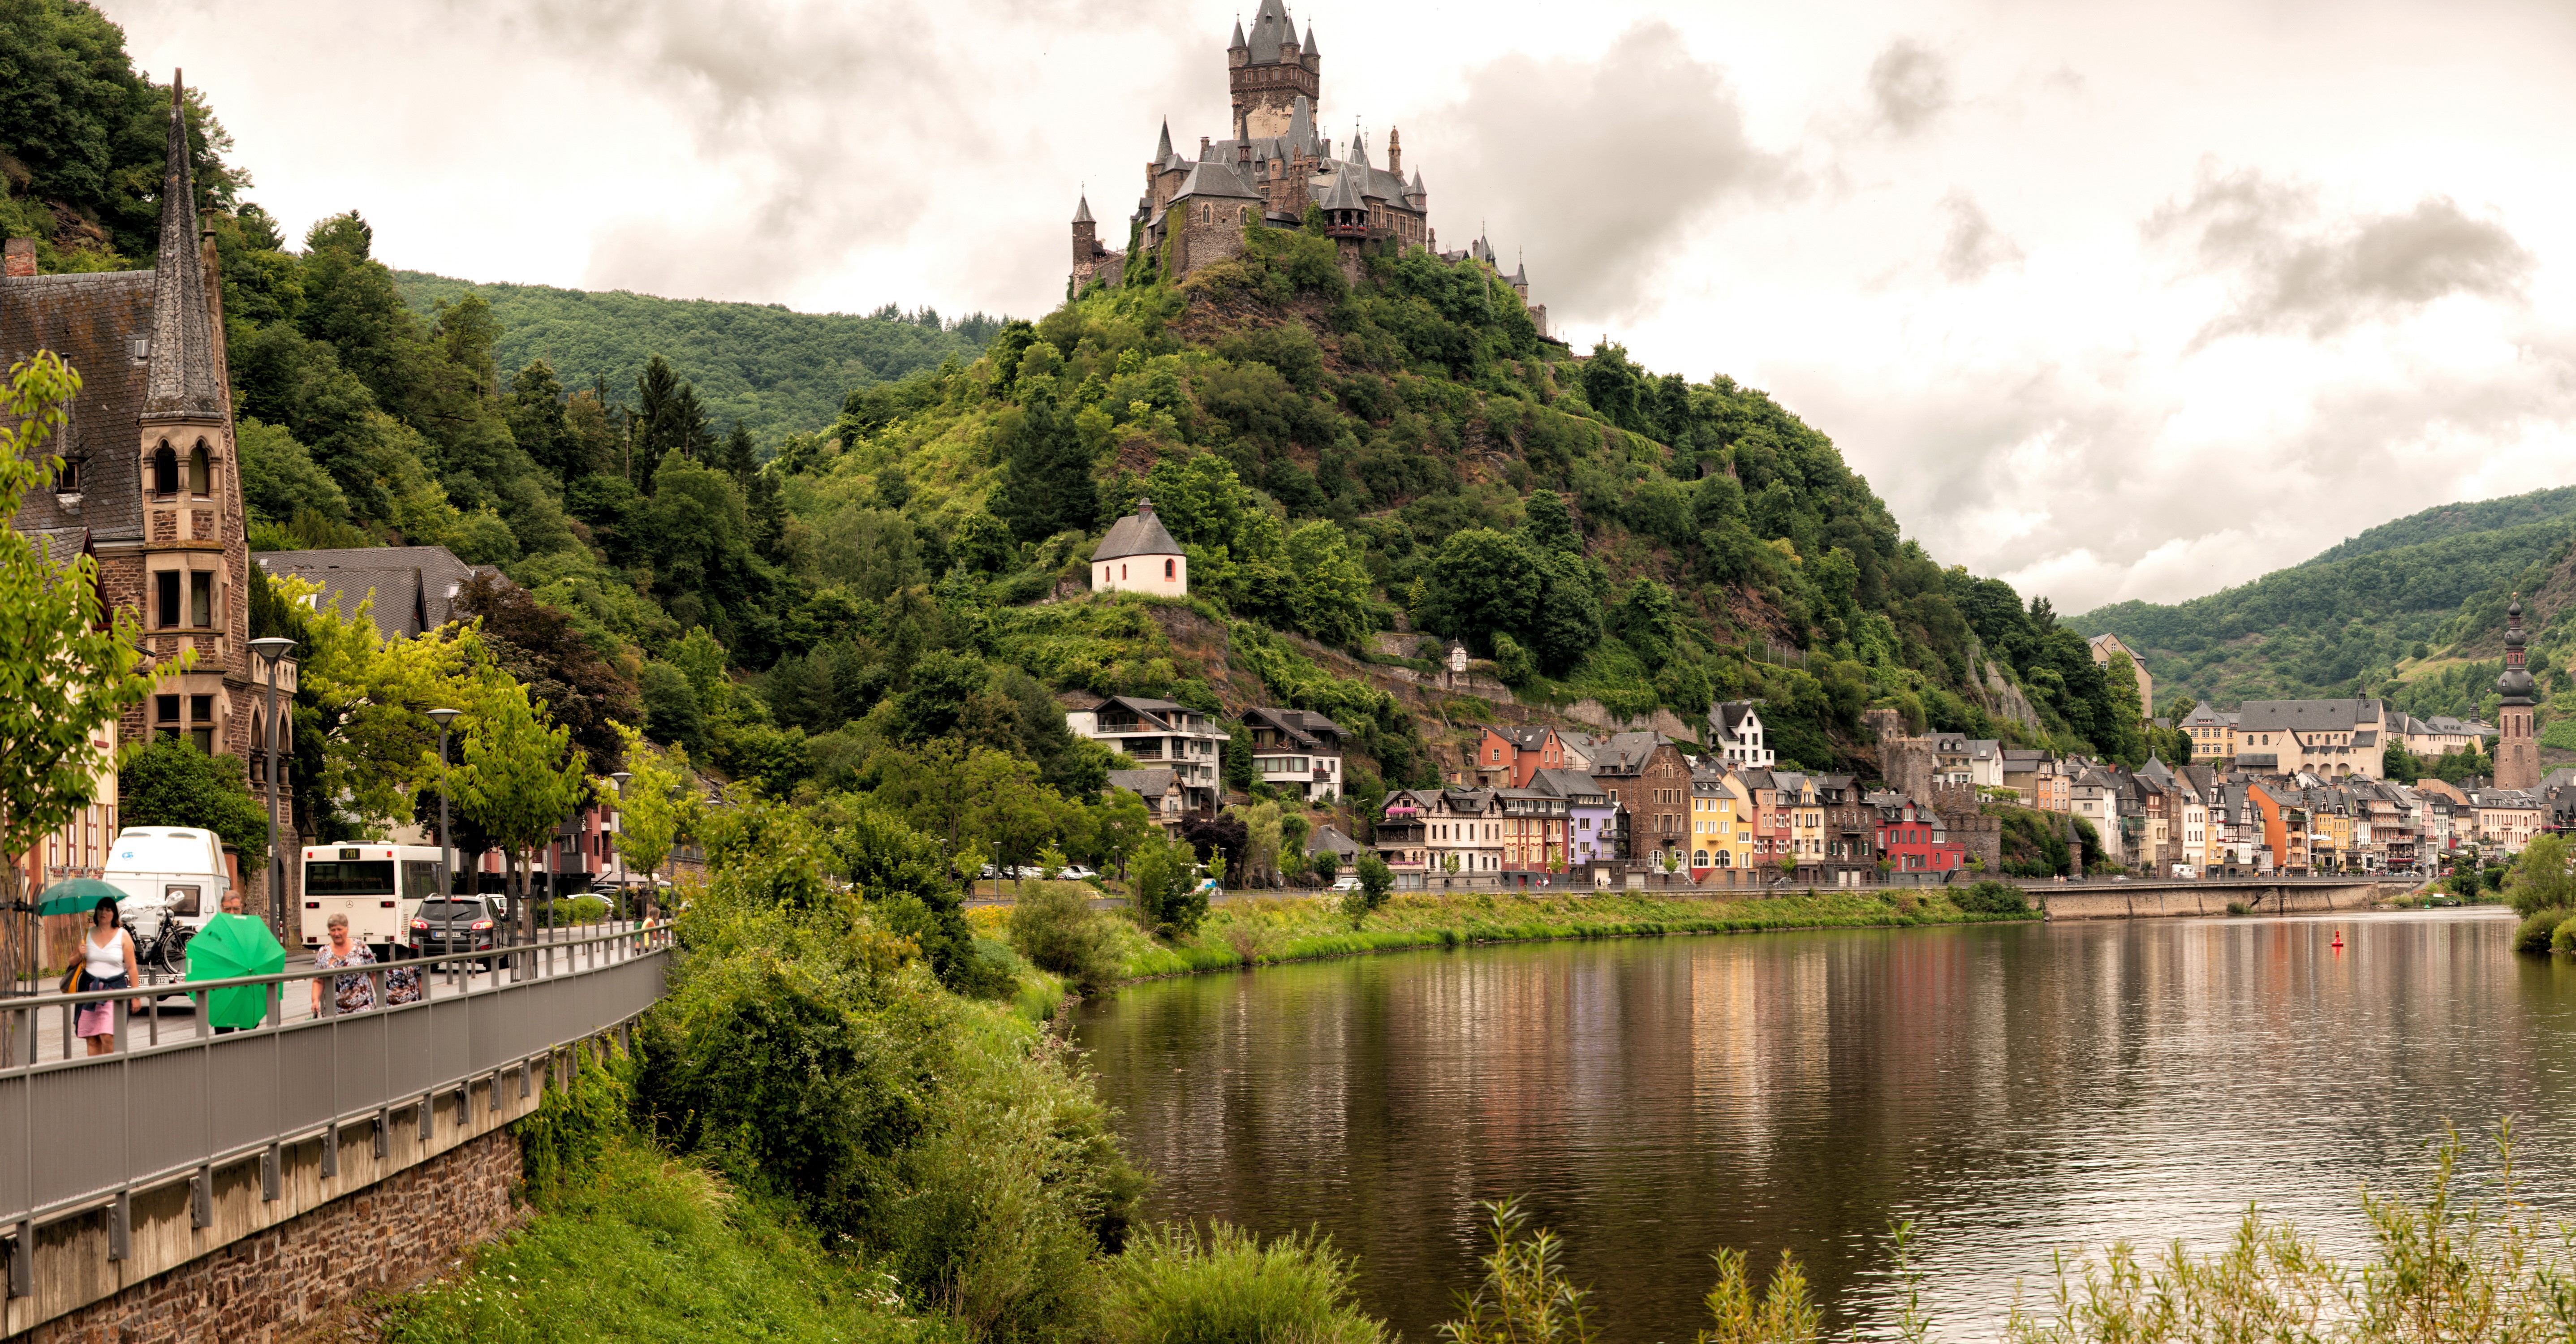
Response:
[1072,909,2576,1340]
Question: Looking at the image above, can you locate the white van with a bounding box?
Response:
[102,827,233,976]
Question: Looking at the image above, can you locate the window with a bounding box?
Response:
[151,444,177,495]
[155,570,181,628]
[190,571,212,627]
[1164,558,1175,580]
[156,695,180,740]
[187,442,210,495]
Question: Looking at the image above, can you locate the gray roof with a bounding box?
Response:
[1307,824,1363,857]
[29,526,89,569]
[1244,706,1345,749]
[1107,768,1178,798]
[1073,193,1094,224]
[1171,159,1264,203]
[1244,0,1300,63]
[1317,164,1369,212]
[1093,501,1183,560]
[258,545,489,640]
[1528,768,1608,802]
[142,82,224,424]
[0,269,155,543]
[2236,698,2383,732]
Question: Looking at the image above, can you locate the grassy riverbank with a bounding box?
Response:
[972,885,2039,983]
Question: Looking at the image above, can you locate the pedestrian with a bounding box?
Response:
[212,890,248,1034]
[75,896,142,1056]
[310,912,377,1016]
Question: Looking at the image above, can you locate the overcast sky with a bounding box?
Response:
[111,0,2576,615]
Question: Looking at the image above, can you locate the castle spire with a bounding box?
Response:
[1302,22,1321,57]
[142,70,224,424]
[1230,17,1247,50]
[1073,191,1094,224]
[1156,118,1174,161]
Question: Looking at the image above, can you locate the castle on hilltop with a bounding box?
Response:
[1069,0,1545,336]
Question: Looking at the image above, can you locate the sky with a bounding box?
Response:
[108,0,2576,616]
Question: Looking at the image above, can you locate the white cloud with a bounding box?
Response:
[96,0,2576,615]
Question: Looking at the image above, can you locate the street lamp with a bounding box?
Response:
[246,637,297,948]
[608,771,631,933]
[426,708,461,974]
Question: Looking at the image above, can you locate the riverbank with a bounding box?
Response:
[971,886,2041,984]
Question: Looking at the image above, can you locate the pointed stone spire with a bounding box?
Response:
[1302,23,1321,56]
[1156,119,1174,161]
[1074,192,1094,224]
[1289,95,1315,155]
[1230,16,1247,50]
[143,71,223,424]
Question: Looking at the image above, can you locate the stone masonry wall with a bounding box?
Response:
[19,1128,521,1344]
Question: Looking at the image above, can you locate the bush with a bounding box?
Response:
[1949,880,2029,915]
[2226,900,2249,916]
[2554,915,2576,955]
[1008,883,1122,993]
[2513,908,2568,955]
[1342,854,1393,926]
[1103,1223,1384,1344]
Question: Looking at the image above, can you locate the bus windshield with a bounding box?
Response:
[305,860,396,896]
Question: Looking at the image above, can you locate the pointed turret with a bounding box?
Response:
[1230,17,1247,50]
[1302,23,1321,57]
[1073,193,1095,224]
[1156,119,1174,161]
[1289,95,1316,155]
[142,72,223,424]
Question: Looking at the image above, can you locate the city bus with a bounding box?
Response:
[299,844,444,960]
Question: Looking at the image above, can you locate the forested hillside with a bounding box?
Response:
[393,272,999,444]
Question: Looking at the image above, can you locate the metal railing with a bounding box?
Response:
[0,920,673,1294]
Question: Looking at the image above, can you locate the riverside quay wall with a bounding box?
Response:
[10,1064,550,1343]
[2038,879,2402,921]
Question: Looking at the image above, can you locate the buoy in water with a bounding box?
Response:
[2331,931,2344,950]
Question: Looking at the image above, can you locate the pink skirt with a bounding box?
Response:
[76,1001,117,1038]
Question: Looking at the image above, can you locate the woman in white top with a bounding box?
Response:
[76,896,142,1056]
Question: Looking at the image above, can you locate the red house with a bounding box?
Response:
[1876,796,1966,873]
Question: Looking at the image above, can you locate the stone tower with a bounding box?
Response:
[2495,595,2540,789]
[1070,193,1096,269]
[1229,0,1320,141]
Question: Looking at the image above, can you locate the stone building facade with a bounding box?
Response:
[1066,0,1545,335]
[1,79,291,920]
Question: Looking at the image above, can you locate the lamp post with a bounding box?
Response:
[246,637,297,949]
[608,771,631,933]
[426,708,460,973]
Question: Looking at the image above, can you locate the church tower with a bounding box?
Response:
[1229,0,1320,142]
[2495,595,2540,789]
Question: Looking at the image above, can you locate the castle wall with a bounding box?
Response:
[1173,210,1252,279]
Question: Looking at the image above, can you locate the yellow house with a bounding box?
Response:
[1689,765,1754,874]
[2177,704,2238,762]
[2089,633,2154,714]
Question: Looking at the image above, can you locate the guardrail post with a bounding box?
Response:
[192,1164,211,1228]
[9,1218,29,1297]
[322,1124,337,1180]
[418,1092,434,1143]
[375,1105,390,1158]
[108,1189,129,1261]
[262,1141,280,1201]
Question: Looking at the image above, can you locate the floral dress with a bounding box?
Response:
[316,942,377,1013]
[383,962,422,1006]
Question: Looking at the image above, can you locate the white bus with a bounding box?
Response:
[300,844,445,960]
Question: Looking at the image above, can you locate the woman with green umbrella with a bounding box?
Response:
[185,889,286,1032]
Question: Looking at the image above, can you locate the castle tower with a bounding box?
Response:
[1230,0,1319,142]
[2495,595,2540,789]
[1071,192,1096,268]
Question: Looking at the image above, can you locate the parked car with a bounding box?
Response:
[1329,875,1363,893]
[1052,865,1099,881]
[2172,864,2197,880]
[408,897,510,971]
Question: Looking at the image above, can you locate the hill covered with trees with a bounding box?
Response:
[392,272,999,444]
[2069,482,2576,713]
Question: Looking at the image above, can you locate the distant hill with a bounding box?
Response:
[2072,493,2576,706]
[2300,487,2576,568]
[393,272,1004,444]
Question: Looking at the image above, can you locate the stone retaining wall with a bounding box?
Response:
[2038,882,2393,920]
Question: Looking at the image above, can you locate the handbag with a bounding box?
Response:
[60,964,80,995]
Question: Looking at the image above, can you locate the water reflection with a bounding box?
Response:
[1074,910,2576,1340]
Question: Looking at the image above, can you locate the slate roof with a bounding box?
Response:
[2235,698,2383,732]
[1243,0,1301,64]
[1244,706,1345,750]
[1107,768,1179,800]
[1093,502,1184,560]
[1306,824,1363,857]
[1528,768,1609,802]
[1171,159,1263,203]
[142,82,224,424]
[257,545,489,640]
[0,269,154,544]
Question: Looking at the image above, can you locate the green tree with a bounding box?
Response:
[0,353,165,987]
[1283,521,1373,647]
[444,673,591,943]
[2504,833,2576,918]
[1130,834,1205,936]
[964,747,1063,894]
[1312,849,1341,886]
[120,738,271,872]
[598,722,691,913]
[1521,488,1582,557]
[277,572,486,838]
[1343,853,1393,926]
[504,358,578,480]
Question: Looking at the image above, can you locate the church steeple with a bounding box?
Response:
[2496,594,2540,788]
[2499,596,2536,705]
[142,72,224,424]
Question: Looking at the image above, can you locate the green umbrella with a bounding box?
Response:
[34,878,127,918]
[184,914,287,1029]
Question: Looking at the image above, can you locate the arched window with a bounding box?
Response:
[1163,558,1176,580]
[1202,203,1212,224]
[1693,849,1710,867]
[151,443,177,495]
[1238,207,1249,223]
[187,441,210,495]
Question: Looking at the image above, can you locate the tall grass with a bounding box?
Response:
[1105,1222,1385,1344]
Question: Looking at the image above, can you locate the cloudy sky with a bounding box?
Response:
[111,0,2576,614]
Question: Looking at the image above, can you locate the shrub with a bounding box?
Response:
[1133,836,1208,937]
[2554,915,2576,955]
[1008,883,1122,993]
[2513,908,2567,955]
[1103,1222,1385,1344]
[1950,880,2029,915]
[2226,900,2249,916]
[1342,854,1393,926]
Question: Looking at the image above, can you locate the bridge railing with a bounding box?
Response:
[0,920,673,1295]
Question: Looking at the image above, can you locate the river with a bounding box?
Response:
[1071,908,2576,1340]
